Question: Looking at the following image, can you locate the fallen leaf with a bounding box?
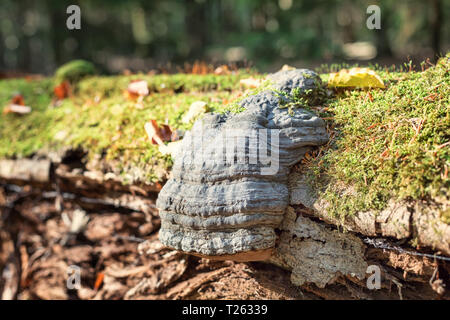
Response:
[182,101,209,124]
[11,94,25,106]
[328,68,385,89]
[424,93,438,101]
[105,265,148,278]
[214,65,230,75]
[19,245,29,288]
[144,120,173,146]
[191,61,211,74]
[54,81,71,100]
[3,94,32,115]
[240,77,262,88]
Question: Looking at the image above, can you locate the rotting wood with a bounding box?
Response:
[271,206,368,288]
[0,159,51,184]
[288,171,450,256]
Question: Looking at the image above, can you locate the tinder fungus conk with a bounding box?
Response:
[156,69,328,261]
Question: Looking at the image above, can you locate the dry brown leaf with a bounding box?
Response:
[105,265,148,278]
[3,94,32,115]
[214,65,230,75]
[328,68,385,88]
[144,120,174,146]
[3,104,32,115]
[94,272,105,290]
[11,94,25,106]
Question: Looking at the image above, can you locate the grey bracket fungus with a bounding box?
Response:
[156,69,329,261]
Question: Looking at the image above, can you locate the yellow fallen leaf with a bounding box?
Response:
[328,68,385,89]
[214,65,230,75]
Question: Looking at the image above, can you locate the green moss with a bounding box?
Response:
[0,72,249,182]
[0,78,54,157]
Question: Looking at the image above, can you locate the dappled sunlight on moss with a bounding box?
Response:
[308,57,449,219]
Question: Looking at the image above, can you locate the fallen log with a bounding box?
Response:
[288,171,450,256]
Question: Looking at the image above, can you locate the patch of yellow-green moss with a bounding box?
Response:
[307,55,449,221]
[0,72,255,182]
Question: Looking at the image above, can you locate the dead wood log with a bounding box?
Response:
[0,159,50,184]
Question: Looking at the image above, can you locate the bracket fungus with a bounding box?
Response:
[156,69,329,261]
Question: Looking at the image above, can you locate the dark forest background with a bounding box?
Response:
[0,0,448,75]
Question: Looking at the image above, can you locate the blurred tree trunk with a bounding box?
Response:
[375,2,393,57]
[18,0,32,73]
[49,3,64,66]
[430,0,442,61]
[185,0,208,60]
[0,31,4,72]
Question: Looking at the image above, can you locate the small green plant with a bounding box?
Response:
[54,59,96,83]
[275,79,330,115]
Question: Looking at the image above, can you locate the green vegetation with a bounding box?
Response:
[0,57,448,219]
[0,72,252,182]
[54,60,96,84]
